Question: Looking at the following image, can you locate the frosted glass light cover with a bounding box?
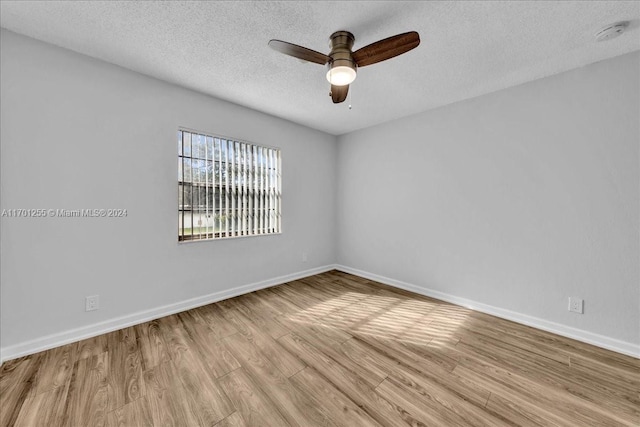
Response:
[326,66,356,86]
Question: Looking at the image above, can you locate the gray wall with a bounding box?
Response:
[337,52,639,348]
[0,30,337,354]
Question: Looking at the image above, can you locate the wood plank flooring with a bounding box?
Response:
[1,270,638,426]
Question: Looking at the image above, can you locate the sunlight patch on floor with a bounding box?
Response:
[286,289,471,347]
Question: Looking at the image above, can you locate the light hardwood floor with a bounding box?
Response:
[1,271,638,426]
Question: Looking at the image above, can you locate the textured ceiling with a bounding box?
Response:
[1,1,639,135]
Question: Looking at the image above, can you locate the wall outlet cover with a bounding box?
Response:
[569,297,584,314]
[86,295,100,312]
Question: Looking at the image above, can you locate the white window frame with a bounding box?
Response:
[178,128,281,241]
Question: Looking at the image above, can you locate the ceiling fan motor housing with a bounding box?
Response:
[327,31,357,79]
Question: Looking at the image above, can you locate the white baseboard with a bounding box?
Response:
[0,264,337,363]
[335,265,640,359]
[3,263,637,362]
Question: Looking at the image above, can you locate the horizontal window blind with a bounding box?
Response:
[178,130,281,241]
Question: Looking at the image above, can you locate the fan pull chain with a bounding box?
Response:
[349,84,353,110]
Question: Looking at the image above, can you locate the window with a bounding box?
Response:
[178,129,281,241]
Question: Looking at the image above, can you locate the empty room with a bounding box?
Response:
[0,1,638,426]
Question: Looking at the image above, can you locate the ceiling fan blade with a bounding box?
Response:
[352,31,420,67]
[268,40,331,65]
[331,84,349,104]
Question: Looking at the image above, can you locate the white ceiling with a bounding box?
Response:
[1,1,639,135]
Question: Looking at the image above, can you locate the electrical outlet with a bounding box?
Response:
[302,252,308,262]
[86,295,100,312]
[568,297,583,314]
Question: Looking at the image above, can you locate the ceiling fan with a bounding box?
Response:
[268,30,420,104]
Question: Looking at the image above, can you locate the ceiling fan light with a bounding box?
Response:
[326,65,356,86]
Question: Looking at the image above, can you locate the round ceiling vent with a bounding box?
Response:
[595,22,629,42]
